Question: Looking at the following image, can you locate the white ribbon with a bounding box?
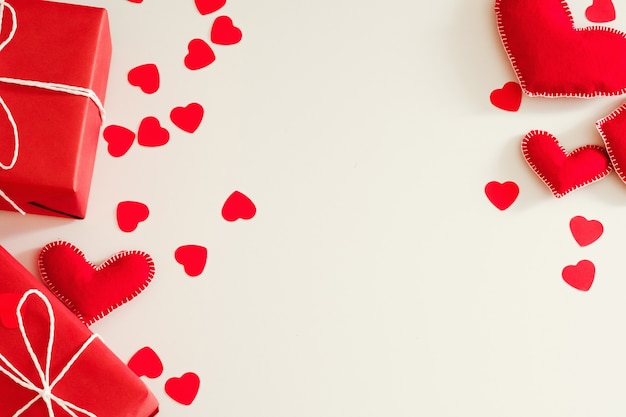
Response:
[0,289,100,417]
[0,0,106,215]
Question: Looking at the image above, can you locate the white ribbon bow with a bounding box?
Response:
[0,289,100,417]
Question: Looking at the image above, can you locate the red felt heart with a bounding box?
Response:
[211,16,242,45]
[484,181,519,210]
[185,39,216,70]
[222,191,256,221]
[165,372,200,405]
[569,216,603,247]
[175,245,208,277]
[0,293,20,329]
[38,241,155,325]
[490,82,522,111]
[128,346,163,379]
[596,103,626,183]
[496,0,626,97]
[195,0,225,15]
[138,116,170,147]
[521,130,612,197]
[117,201,150,233]
[127,63,160,94]
[562,260,595,291]
[103,125,135,157]
[586,0,615,23]
[170,103,204,133]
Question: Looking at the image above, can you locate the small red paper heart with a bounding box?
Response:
[165,372,200,405]
[185,39,216,70]
[562,260,595,291]
[597,103,626,183]
[170,103,204,133]
[0,293,21,329]
[195,0,225,15]
[586,0,615,23]
[489,82,522,112]
[128,346,163,379]
[117,201,150,233]
[521,130,612,198]
[38,241,155,325]
[222,191,256,221]
[175,245,208,277]
[103,125,135,157]
[128,63,160,94]
[484,181,519,210]
[138,116,170,147]
[569,216,603,247]
[127,0,143,3]
[211,16,242,45]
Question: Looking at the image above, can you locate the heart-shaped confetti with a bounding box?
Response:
[484,181,519,210]
[103,125,136,157]
[185,39,216,70]
[128,346,163,379]
[170,103,204,133]
[165,372,200,405]
[489,82,522,112]
[138,116,170,147]
[222,191,256,221]
[562,260,595,291]
[127,0,143,3]
[585,0,615,23]
[175,245,208,277]
[210,16,242,45]
[128,63,160,94]
[38,241,155,325]
[0,293,20,329]
[117,201,150,233]
[195,0,225,15]
[569,216,603,247]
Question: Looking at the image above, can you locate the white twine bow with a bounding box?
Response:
[0,289,100,417]
[0,0,106,215]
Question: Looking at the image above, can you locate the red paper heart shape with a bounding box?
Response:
[38,241,155,325]
[165,372,200,405]
[117,201,150,233]
[0,293,21,329]
[170,103,204,133]
[128,346,163,379]
[185,39,216,70]
[496,0,626,97]
[586,0,615,23]
[222,191,256,221]
[490,82,522,111]
[103,125,135,157]
[127,63,160,94]
[569,216,603,247]
[211,16,242,45]
[562,260,595,291]
[138,116,170,147]
[484,181,519,210]
[127,0,143,3]
[195,0,225,15]
[521,130,612,197]
[596,103,626,183]
[175,245,208,277]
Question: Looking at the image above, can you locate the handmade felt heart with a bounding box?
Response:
[165,372,200,405]
[484,181,519,210]
[103,125,135,157]
[495,0,626,97]
[211,16,242,45]
[185,39,216,70]
[569,215,603,246]
[222,191,256,221]
[117,201,150,232]
[596,103,626,183]
[586,0,615,23]
[138,116,170,147]
[170,103,204,133]
[175,245,208,277]
[521,130,612,197]
[127,63,160,94]
[490,82,522,112]
[128,346,163,379]
[38,241,155,325]
[562,260,595,291]
[195,0,225,15]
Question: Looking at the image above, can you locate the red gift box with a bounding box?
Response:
[0,0,111,219]
[0,245,159,417]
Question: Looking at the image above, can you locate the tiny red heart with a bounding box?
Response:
[195,0,225,15]
[127,0,143,3]
[175,245,208,277]
[137,116,170,147]
[586,0,615,23]
[562,260,595,291]
[210,16,243,45]
[117,201,150,233]
[0,293,21,329]
[185,39,216,70]
[490,81,522,112]
[127,63,160,94]
[222,191,256,221]
[128,346,163,379]
[103,125,135,157]
[569,216,603,247]
[170,103,204,133]
[165,372,200,405]
[484,181,519,210]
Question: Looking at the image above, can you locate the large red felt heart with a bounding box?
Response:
[38,241,155,325]
[521,130,612,197]
[495,0,626,97]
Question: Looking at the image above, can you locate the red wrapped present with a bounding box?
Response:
[0,245,159,417]
[0,0,111,219]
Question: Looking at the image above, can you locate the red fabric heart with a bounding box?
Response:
[586,0,615,23]
[495,0,626,97]
[165,372,200,405]
[211,16,242,45]
[138,116,170,147]
[484,181,519,210]
[521,130,612,197]
[38,241,156,325]
[170,103,204,133]
[489,82,522,111]
[117,201,150,233]
[0,293,20,329]
[185,39,216,70]
[175,245,208,277]
[128,346,163,379]
[562,260,595,291]
[103,125,135,157]
[222,191,256,221]
[195,0,225,15]
[127,63,160,94]
[596,103,626,183]
[569,215,603,247]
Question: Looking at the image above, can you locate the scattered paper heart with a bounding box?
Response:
[211,16,242,45]
[103,125,136,157]
[222,191,256,221]
[185,39,216,70]
[128,346,164,379]
[175,245,208,277]
[138,116,170,147]
[484,181,519,210]
[195,0,226,15]
[165,372,201,405]
[489,81,522,111]
[569,216,604,247]
[170,103,204,133]
[127,0,143,3]
[585,0,615,23]
[0,293,21,329]
[127,63,160,94]
[562,260,595,291]
[117,201,150,233]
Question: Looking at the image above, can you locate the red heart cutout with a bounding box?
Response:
[175,245,208,277]
[165,372,200,405]
[195,0,225,15]
[211,16,242,45]
[128,346,163,379]
[185,39,216,70]
[484,181,519,210]
[0,293,21,329]
[489,82,522,112]
[222,191,256,221]
[138,116,170,147]
[562,260,595,291]
[127,0,143,3]
[38,241,155,325]
[170,103,204,133]
[127,63,160,94]
[569,216,603,247]
[596,103,626,183]
[586,0,615,23]
[496,0,626,97]
[103,125,135,157]
[521,130,612,198]
[117,201,150,232]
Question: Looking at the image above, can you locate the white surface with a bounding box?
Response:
[3,0,626,415]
